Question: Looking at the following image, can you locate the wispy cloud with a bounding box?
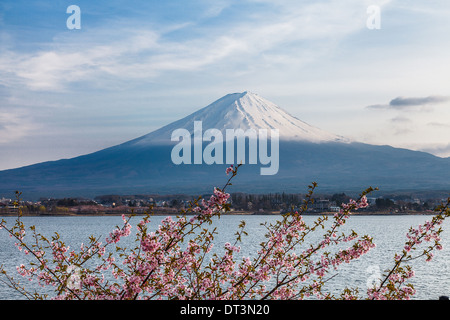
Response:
[417,143,450,158]
[390,116,412,123]
[427,121,450,128]
[390,96,449,108]
[367,95,450,110]
[0,112,40,144]
[0,29,162,91]
[0,0,385,93]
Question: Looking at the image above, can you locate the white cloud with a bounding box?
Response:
[407,143,450,158]
[0,111,40,144]
[367,96,450,110]
[0,0,389,92]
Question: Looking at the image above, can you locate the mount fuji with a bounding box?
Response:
[130,91,348,145]
[0,91,449,200]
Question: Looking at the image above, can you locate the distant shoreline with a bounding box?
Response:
[0,210,438,217]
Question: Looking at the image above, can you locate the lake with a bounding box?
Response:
[1,214,449,300]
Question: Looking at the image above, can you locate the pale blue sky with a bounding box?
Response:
[1,0,450,169]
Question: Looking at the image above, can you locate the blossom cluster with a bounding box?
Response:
[106,214,132,244]
[0,167,449,300]
[366,199,450,300]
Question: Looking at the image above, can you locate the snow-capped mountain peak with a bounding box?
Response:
[132,91,349,145]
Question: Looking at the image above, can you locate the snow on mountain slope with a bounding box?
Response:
[130,91,349,145]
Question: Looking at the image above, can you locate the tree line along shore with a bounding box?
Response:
[1,191,447,216]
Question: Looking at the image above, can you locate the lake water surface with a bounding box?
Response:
[1,214,449,300]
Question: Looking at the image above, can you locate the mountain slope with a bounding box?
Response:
[0,92,448,200]
[128,91,349,145]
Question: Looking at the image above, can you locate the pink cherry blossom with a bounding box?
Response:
[0,165,449,301]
